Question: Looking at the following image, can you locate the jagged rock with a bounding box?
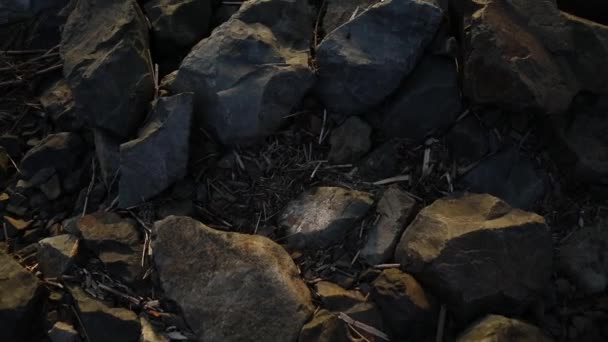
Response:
[299,309,348,342]
[457,315,553,342]
[37,234,79,278]
[321,0,375,36]
[152,216,313,341]
[48,321,81,342]
[61,0,154,138]
[20,132,85,179]
[361,186,417,265]
[371,269,437,339]
[328,116,372,164]
[559,223,608,294]
[172,0,314,144]
[119,93,193,208]
[71,212,142,285]
[280,187,374,249]
[395,193,553,320]
[377,56,461,142]
[40,79,82,131]
[0,250,46,341]
[70,286,141,342]
[459,146,547,209]
[316,0,443,115]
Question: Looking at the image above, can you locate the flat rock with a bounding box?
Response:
[38,234,79,278]
[457,315,552,342]
[377,56,461,142]
[395,193,553,320]
[316,0,443,115]
[371,269,437,339]
[20,132,84,179]
[172,0,314,144]
[48,321,80,342]
[321,0,376,36]
[328,116,372,164]
[559,223,608,294]
[61,0,154,138]
[152,216,313,342]
[0,250,46,341]
[279,187,373,249]
[70,286,141,342]
[119,93,193,208]
[361,186,417,265]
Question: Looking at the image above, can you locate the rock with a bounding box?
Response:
[457,315,552,342]
[20,132,85,179]
[279,187,374,249]
[447,115,492,165]
[0,134,21,158]
[70,286,141,342]
[119,93,193,208]
[377,56,461,142]
[172,0,314,144]
[459,146,546,209]
[0,148,10,184]
[315,281,367,311]
[0,0,69,26]
[371,269,437,339]
[40,79,82,131]
[37,234,79,278]
[328,116,372,164]
[557,0,608,25]
[73,212,142,285]
[315,0,443,115]
[0,250,46,341]
[321,0,375,36]
[358,141,400,180]
[40,173,62,200]
[299,309,348,342]
[361,186,417,265]
[61,0,154,138]
[394,193,553,320]
[559,224,608,294]
[140,316,169,342]
[93,129,121,188]
[152,216,313,341]
[48,321,81,342]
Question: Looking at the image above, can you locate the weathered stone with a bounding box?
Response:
[280,187,374,249]
[559,223,608,294]
[61,0,154,138]
[152,216,313,342]
[172,0,314,144]
[378,56,461,142]
[40,79,82,131]
[48,321,81,342]
[119,93,193,208]
[395,193,553,320]
[371,269,437,339]
[70,286,141,342]
[38,234,79,278]
[328,116,372,164]
[316,0,443,115]
[321,0,376,36]
[20,132,84,179]
[457,315,553,342]
[0,250,46,341]
[361,186,417,265]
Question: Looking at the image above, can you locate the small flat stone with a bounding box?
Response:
[38,234,79,278]
[457,315,553,342]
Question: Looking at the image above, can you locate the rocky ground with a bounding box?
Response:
[1,0,608,341]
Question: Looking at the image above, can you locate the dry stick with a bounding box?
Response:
[319,109,327,144]
[3,223,8,242]
[82,158,96,217]
[436,305,447,342]
[338,312,390,341]
[372,175,410,186]
[373,263,400,269]
[313,0,327,48]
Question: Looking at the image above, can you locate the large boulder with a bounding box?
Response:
[315,0,443,115]
[119,93,193,208]
[152,216,313,342]
[457,315,552,342]
[395,193,553,320]
[61,0,154,138]
[171,0,315,144]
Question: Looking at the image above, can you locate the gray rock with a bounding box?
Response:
[559,224,608,294]
[61,0,154,138]
[0,0,69,25]
[279,187,374,249]
[48,321,81,342]
[315,0,443,115]
[20,132,84,179]
[371,269,437,339]
[459,146,546,210]
[361,186,417,265]
[70,286,141,342]
[73,212,142,285]
[172,0,314,144]
[0,250,46,341]
[328,116,372,164]
[378,56,461,142]
[152,216,313,342]
[395,193,553,320]
[119,93,193,208]
[37,234,79,278]
[321,0,376,36]
[457,315,553,342]
[40,79,82,131]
